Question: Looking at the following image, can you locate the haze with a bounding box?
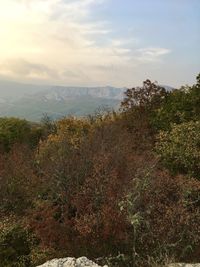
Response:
[0,0,199,87]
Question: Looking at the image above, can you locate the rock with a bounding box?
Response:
[168,264,200,267]
[36,256,108,267]
[36,258,200,267]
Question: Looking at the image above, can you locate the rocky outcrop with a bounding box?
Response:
[168,264,200,267]
[36,257,200,267]
[36,257,108,267]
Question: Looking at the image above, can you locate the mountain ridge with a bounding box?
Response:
[0,80,126,121]
[0,79,173,121]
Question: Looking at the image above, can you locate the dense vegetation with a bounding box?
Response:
[0,74,200,267]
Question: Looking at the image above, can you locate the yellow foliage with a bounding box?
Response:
[38,117,92,160]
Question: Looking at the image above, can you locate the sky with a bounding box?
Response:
[0,0,199,87]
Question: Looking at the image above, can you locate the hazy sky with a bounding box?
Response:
[0,0,199,87]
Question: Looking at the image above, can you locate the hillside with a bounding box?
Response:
[0,75,200,267]
[0,80,173,121]
[0,80,125,121]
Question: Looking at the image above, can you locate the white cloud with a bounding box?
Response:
[136,48,171,62]
[0,0,171,86]
[0,59,57,80]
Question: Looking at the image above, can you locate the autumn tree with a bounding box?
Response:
[121,79,166,112]
[120,80,167,150]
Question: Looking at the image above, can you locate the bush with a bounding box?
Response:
[0,223,35,267]
[156,121,200,179]
[151,73,200,131]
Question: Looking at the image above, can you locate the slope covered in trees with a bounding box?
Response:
[0,74,200,267]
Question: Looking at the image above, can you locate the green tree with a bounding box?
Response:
[156,120,200,179]
[40,113,56,138]
[0,117,31,152]
[151,73,200,131]
[0,224,34,267]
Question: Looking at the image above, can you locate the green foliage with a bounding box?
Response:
[0,117,31,152]
[151,74,200,131]
[156,120,200,178]
[0,223,35,267]
[0,117,45,152]
[29,247,57,267]
[40,113,57,138]
[28,125,43,148]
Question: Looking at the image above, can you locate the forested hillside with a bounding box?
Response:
[0,74,200,267]
[0,83,125,121]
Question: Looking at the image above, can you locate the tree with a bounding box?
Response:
[0,145,39,215]
[0,117,45,153]
[0,223,34,267]
[120,80,167,147]
[151,73,200,131]
[121,79,167,112]
[156,120,200,179]
[0,117,32,152]
[40,113,56,138]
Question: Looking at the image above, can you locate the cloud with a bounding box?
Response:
[0,0,171,86]
[136,48,171,62]
[0,59,57,80]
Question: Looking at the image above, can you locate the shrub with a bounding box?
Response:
[156,121,200,178]
[0,222,35,267]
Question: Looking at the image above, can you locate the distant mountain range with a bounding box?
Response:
[0,80,126,121]
[0,80,173,122]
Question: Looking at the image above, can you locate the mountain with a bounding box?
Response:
[0,80,126,121]
[0,80,49,101]
[0,80,174,122]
